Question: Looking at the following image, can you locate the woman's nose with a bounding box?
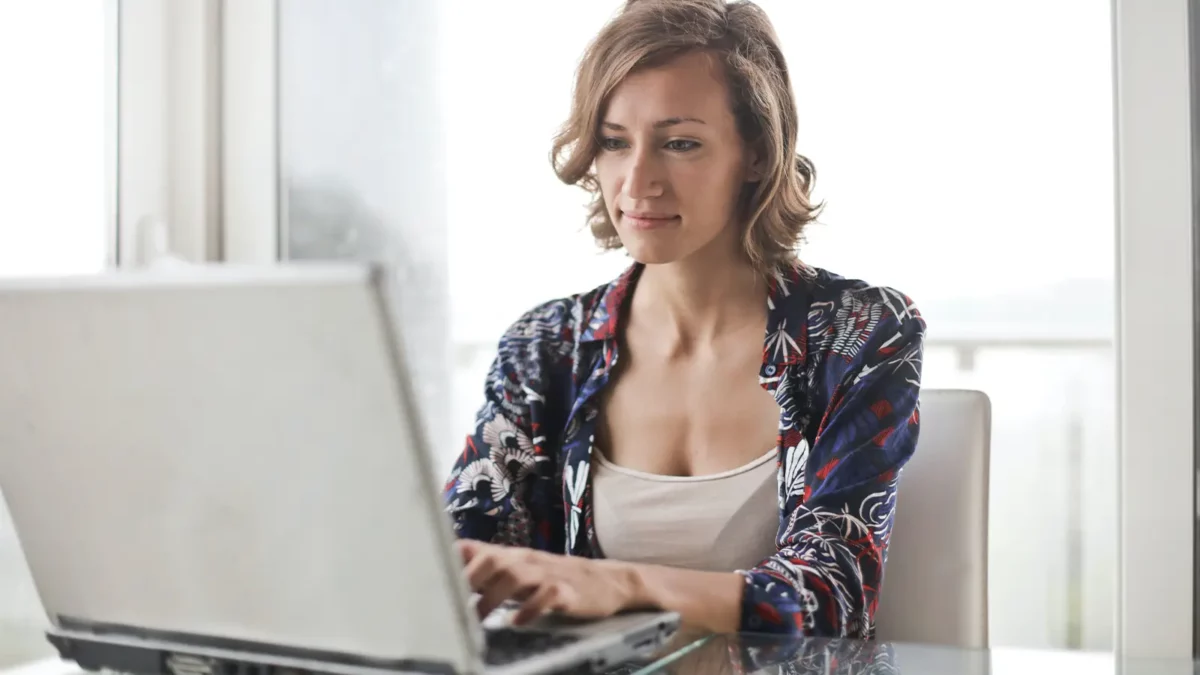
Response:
[624,153,664,200]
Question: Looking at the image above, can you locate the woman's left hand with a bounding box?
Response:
[457,540,644,625]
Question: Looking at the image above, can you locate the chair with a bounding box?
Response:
[874,388,991,648]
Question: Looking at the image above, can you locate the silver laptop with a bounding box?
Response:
[0,263,679,675]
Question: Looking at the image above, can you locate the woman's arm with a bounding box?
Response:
[444,307,566,551]
[735,288,925,637]
[625,563,744,633]
[457,539,745,632]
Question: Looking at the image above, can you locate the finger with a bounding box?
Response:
[475,565,535,620]
[456,539,483,564]
[463,549,502,592]
[513,583,565,626]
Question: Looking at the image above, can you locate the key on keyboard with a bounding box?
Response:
[484,628,581,666]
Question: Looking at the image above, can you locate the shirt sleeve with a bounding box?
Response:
[441,317,564,552]
[737,293,925,637]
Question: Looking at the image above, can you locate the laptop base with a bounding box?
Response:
[46,625,456,675]
[45,612,679,675]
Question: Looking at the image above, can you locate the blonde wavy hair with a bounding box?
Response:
[551,0,822,275]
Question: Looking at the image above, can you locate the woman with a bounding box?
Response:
[443,0,924,639]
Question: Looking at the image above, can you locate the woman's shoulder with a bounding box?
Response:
[492,277,618,372]
[794,261,908,301]
[792,263,926,353]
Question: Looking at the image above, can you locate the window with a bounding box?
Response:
[0,0,110,668]
[277,0,453,452]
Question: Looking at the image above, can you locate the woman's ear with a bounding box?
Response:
[745,146,767,182]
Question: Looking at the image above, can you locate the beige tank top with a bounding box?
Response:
[591,447,780,573]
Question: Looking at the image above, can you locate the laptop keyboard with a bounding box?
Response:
[483,628,581,666]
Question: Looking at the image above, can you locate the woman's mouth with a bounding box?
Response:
[621,212,680,231]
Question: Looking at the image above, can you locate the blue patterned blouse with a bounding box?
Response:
[442,261,925,638]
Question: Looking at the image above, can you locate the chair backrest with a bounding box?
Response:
[874,388,991,648]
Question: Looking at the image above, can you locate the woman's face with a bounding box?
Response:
[595,51,758,267]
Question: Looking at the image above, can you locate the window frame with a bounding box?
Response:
[115,0,222,267]
[1112,0,1197,659]
[221,0,280,264]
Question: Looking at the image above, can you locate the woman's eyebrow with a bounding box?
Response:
[601,117,707,131]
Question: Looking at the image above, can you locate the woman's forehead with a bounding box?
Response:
[603,52,735,128]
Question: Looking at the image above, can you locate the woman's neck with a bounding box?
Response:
[630,250,768,353]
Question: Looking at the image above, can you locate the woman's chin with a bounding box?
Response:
[622,245,684,266]
[616,232,686,266]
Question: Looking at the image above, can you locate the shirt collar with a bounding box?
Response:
[579,261,810,368]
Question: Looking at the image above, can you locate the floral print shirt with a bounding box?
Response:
[442,261,925,638]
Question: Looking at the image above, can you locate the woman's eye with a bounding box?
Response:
[665,139,700,152]
[600,137,628,151]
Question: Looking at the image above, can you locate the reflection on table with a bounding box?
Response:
[607,631,1191,675]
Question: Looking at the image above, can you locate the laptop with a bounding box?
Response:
[0,262,679,675]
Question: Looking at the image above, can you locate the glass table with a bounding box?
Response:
[600,632,1196,675]
[24,631,1197,675]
